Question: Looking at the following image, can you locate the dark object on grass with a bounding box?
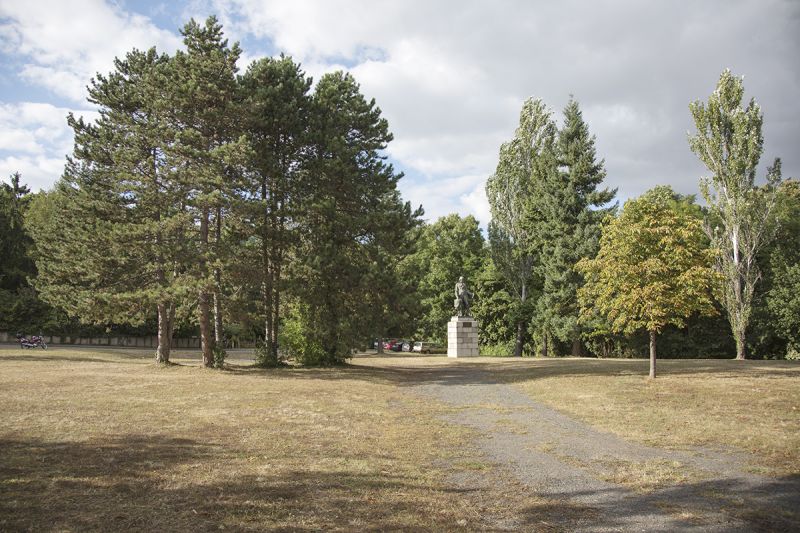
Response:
[16,333,47,350]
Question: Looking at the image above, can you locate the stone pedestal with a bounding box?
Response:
[447,316,480,358]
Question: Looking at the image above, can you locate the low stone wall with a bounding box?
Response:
[0,331,261,349]
[0,331,201,349]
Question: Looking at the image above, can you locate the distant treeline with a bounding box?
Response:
[1,18,797,365]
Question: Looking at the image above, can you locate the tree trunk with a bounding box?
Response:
[213,285,223,345]
[735,331,746,360]
[199,207,214,367]
[213,206,224,346]
[377,337,384,354]
[541,332,549,357]
[270,263,281,358]
[155,302,173,364]
[514,283,526,357]
[731,224,747,360]
[571,337,583,357]
[199,291,214,367]
[513,320,524,357]
[649,330,657,379]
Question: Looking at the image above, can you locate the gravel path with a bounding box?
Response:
[404,361,800,532]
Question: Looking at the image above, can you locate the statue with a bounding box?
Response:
[454,276,474,317]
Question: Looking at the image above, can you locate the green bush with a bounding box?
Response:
[277,308,329,366]
[786,345,800,361]
[254,340,286,368]
[480,341,515,357]
[212,345,226,369]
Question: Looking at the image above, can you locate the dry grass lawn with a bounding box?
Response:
[3,349,797,530]
[488,358,800,476]
[0,348,572,532]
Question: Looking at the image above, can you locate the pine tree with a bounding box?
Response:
[537,97,615,356]
[26,48,191,363]
[296,71,411,364]
[169,17,243,366]
[360,193,424,347]
[237,55,312,364]
[0,173,34,292]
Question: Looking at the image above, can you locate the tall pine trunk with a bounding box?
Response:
[213,206,224,346]
[199,207,214,367]
[268,257,281,357]
[649,329,657,379]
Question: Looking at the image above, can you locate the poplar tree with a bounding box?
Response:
[486,98,554,356]
[26,48,191,363]
[688,69,781,359]
[538,97,615,356]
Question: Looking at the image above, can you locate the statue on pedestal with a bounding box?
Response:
[454,276,474,317]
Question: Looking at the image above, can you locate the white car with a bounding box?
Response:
[412,341,443,354]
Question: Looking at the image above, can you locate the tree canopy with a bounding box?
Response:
[577,187,718,377]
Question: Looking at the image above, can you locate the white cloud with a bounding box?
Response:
[0,154,65,191]
[399,173,489,224]
[2,0,798,228]
[0,0,182,103]
[0,102,97,191]
[218,0,799,228]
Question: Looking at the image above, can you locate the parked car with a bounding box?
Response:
[401,341,412,352]
[413,341,444,354]
[383,339,402,352]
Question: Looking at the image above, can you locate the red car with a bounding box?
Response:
[382,339,403,352]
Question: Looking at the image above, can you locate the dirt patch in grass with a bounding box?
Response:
[487,358,800,476]
[0,348,580,531]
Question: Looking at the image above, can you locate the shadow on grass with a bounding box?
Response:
[0,435,485,531]
[521,474,800,532]
[221,357,800,389]
[2,435,797,531]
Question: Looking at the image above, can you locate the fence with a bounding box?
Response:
[0,331,203,348]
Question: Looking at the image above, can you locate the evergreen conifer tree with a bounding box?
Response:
[297,71,412,363]
[27,48,190,363]
[537,97,616,355]
[169,17,243,366]
[237,55,312,364]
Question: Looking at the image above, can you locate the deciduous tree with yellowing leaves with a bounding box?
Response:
[576,187,718,378]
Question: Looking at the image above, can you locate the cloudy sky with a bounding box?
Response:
[1,0,798,225]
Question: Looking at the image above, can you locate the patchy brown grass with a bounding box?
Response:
[0,348,577,532]
[486,357,800,476]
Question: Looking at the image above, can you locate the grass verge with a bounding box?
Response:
[490,358,800,476]
[0,348,581,531]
